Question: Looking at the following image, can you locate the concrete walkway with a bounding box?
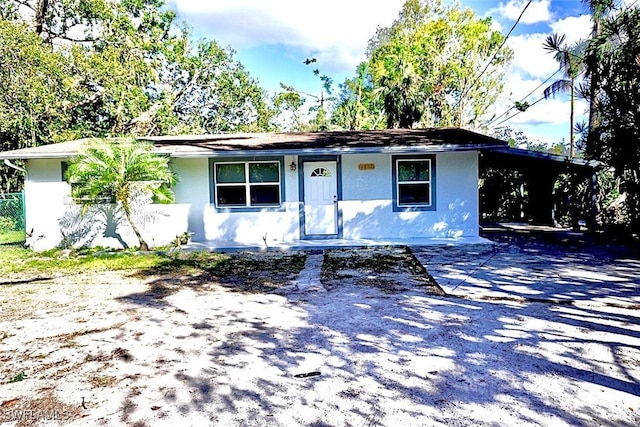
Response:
[290,252,325,292]
[412,227,640,307]
[184,236,492,253]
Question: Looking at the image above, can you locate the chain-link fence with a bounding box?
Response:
[0,193,25,245]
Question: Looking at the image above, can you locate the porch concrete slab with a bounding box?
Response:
[184,236,493,253]
[412,228,640,307]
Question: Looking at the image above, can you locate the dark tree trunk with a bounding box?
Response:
[34,0,50,37]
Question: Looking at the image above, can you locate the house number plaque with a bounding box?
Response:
[358,163,375,170]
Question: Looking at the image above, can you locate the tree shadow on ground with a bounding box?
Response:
[119,251,307,310]
[414,227,640,307]
[108,234,640,426]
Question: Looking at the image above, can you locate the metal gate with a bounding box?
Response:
[0,192,25,245]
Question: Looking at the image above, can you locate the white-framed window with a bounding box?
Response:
[213,160,281,208]
[393,156,435,211]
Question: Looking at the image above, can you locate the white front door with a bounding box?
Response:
[303,161,338,236]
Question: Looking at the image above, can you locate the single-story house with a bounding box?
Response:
[1,128,514,251]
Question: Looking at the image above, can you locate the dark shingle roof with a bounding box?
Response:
[0,128,507,160]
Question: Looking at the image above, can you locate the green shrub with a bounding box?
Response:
[0,216,16,233]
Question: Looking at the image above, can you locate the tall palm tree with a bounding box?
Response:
[66,139,176,251]
[542,33,585,158]
[584,0,615,132]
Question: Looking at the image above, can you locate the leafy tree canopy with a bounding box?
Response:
[0,0,275,191]
[361,0,512,129]
[585,4,640,233]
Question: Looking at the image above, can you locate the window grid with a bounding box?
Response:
[214,161,281,208]
[396,158,432,207]
[311,167,330,177]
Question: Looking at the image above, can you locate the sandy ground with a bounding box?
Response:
[1,234,639,426]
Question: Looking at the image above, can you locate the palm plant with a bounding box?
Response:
[66,139,176,251]
[542,33,586,158]
[378,57,424,129]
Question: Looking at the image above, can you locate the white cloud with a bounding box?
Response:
[493,9,593,137]
[549,15,591,44]
[507,96,587,126]
[168,0,406,73]
[506,33,559,79]
[494,0,552,24]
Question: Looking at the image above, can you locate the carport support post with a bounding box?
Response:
[525,170,559,226]
[588,170,598,232]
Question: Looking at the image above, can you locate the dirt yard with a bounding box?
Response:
[1,242,639,426]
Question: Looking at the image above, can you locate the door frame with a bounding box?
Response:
[298,155,343,239]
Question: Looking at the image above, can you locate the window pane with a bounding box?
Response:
[249,163,279,183]
[216,163,245,183]
[250,185,280,205]
[398,161,430,182]
[399,184,431,205]
[217,186,246,206]
[311,167,330,177]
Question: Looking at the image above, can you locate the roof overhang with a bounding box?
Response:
[0,128,509,160]
[153,142,505,158]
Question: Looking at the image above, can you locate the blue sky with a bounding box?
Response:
[166,0,601,145]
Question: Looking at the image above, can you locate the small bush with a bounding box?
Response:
[0,216,16,233]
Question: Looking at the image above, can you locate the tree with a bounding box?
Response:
[366,0,512,129]
[277,58,336,131]
[584,0,615,132]
[585,4,640,235]
[542,34,586,158]
[273,90,305,131]
[0,0,274,192]
[146,35,276,135]
[331,62,385,130]
[66,139,176,251]
[0,18,75,191]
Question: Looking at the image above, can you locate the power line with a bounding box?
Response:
[492,95,547,128]
[453,0,532,114]
[487,68,562,127]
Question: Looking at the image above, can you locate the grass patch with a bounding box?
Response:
[8,371,26,383]
[0,245,307,294]
[133,251,308,293]
[321,246,444,295]
[0,246,172,279]
[209,252,307,292]
[323,248,407,275]
[0,230,25,245]
[89,375,118,388]
[0,331,12,342]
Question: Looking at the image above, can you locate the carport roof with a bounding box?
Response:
[480,146,602,172]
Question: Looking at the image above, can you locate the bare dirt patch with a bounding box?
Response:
[321,246,444,295]
[0,246,638,426]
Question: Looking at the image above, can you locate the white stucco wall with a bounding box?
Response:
[339,151,479,239]
[25,159,191,251]
[201,155,301,244]
[23,151,478,250]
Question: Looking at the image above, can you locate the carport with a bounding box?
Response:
[479,147,602,229]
